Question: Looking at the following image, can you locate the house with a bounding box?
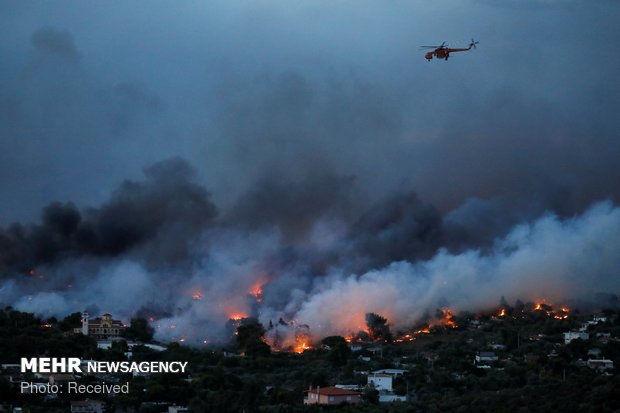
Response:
[335,384,361,391]
[475,352,498,363]
[372,369,407,376]
[74,312,127,340]
[304,386,360,405]
[580,317,608,332]
[564,331,589,344]
[586,359,614,371]
[168,406,189,413]
[48,374,75,385]
[368,347,383,356]
[368,374,393,391]
[70,399,105,413]
[368,371,410,402]
[378,390,407,402]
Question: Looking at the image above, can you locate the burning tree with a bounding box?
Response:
[365,312,393,342]
[264,318,315,353]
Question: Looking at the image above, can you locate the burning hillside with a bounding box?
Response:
[0,160,619,347]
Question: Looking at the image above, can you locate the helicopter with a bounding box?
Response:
[421,39,479,61]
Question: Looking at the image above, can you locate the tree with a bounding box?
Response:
[236,318,270,357]
[321,335,347,348]
[58,312,83,331]
[124,317,154,342]
[363,386,379,404]
[365,312,393,342]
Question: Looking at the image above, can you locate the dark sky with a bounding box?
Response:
[1,1,619,223]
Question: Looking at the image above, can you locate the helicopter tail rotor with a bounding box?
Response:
[469,38,479,49]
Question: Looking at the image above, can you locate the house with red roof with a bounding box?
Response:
[304,386,360,405]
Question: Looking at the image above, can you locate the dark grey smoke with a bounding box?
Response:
[31,27,81,62]
[225,172,358,242]
[346,193,445,269]
[0,158,217,275]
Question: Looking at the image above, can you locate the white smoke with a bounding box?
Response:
[292,201,620,337]
[3,201,620,345]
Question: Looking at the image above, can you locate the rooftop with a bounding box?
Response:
[307,386,360,396]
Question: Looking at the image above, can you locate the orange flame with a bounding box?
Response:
[249,280,266,302]
[440,308,458,328]
[294,340,311,353]
[498,308,506,317]
[191,290,204,300]
[229,313,247,321]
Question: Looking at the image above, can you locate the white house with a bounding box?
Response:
[368,374,392,391]
[372,369,406,376]
[475,352,498,363]
[378,391,407,403]
[564,331,589,344]
[586,359,614,371]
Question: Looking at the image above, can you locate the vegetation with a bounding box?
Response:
[1,305,620,412]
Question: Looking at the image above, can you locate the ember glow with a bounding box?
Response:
[528,301,570,319]
[249,283,264,303]
[229,313,247,321]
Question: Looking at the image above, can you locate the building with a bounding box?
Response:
[564,331,589,344]
[586,359,614,371]
[372,369,407,376]
[475,352,498,363]
[74,312,127,340]
[367,371,410,402]
[168,406,189,413]
[70,400,105,413]
[368,374,393,391]
[580,317,608,332]
[378,391,408,402]
[304,386,360,405]
[334,384,361,391]
[48,374,75,385]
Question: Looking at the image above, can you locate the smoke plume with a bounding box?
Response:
[1,157,618,345]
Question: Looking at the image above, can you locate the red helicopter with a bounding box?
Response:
[421,39,479,61]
